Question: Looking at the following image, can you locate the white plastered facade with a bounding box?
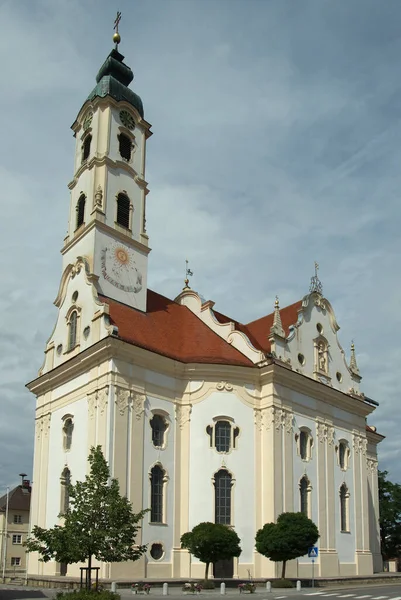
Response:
[27,48,382,582]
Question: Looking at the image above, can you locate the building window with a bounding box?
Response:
[116,193,131,229]
[340,484,350,532]
[13,515,22,524]
[150,465,165,524]
[76,194,86,229]
[214,469,232,525]
[296,429,313,461]
[12,535,22,545]
[82,134,92,162]
[150,542,164,560]
[150,414,168,448]
[68,311,78,351]
[118,133,132,161]
[63,418,74,451]
[338,440,350,470]
[11,557,21,566]
[206,419,240,453]
[60,467,71,514]
[300,476,311,517]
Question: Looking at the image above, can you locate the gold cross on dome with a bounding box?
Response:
[114,11,122,34]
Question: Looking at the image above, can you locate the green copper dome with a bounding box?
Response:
[86,49,144,118]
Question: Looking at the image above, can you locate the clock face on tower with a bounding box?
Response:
[101,243,142,293]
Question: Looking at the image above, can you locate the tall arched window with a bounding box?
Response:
[150,465,165,523]
[215,420,231,453]
[60,468,71,513]
[76,194,86,229]
[118,133,132,161]
[300,476,311,517]
[63,418,74,451]
[300,431,308,460]
[82,134,92,162]
[214,469,232,525]
[150,414,167,448]
[116,193,131,229]
[340,484,350,532]
[68,311,78,351]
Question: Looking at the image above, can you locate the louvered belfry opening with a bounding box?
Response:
[82,134,92,162]
[119,133,132,161]
[116,193,130,228]
[76,194,86,229]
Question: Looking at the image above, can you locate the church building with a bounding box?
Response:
[27,30,383,581]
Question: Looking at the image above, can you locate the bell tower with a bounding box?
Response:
[61,22,152,312]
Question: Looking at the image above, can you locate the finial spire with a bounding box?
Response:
[309,261,323,295]
[350,340,359,374]
[270,295,285,338]
[183,259,193,290]
[113,11,122,49]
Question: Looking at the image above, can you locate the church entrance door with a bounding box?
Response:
[213,557,233,578]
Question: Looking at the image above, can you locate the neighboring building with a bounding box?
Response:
[27,33,383,581]
[0,480,31,579]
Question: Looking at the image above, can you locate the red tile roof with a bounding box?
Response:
[101,291,254,367]
[101,290,302,367]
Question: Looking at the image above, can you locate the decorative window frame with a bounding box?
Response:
[339,483,350,533]
[81,131,92,164]
[148,462,169,525]
[117,126,136,164]
[62,414,74,452]
[206,416,240,454]
[149,410,170,450]
[295,427,314,462]
[148,540,165,562]
[336,439,351,471]
[115,190,133,231]
[65,305,82,353]
[299,475,312,518]
[212,467,236,526]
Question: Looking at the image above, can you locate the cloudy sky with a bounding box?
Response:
[1,0,401,492]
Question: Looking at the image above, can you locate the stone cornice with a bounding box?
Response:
[61,220,151,256]
[68,155,147,191]
[261,361,375,418]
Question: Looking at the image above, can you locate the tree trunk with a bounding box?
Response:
[87,554,92,590]
[281,560,286,579]
[204,562,210,580]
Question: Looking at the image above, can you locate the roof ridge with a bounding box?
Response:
[245,299,302,327]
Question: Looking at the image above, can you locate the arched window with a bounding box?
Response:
[60,467,71,513]
[337,440,350,470]
[215,420,231,453]
[340,484,350,532]
[76,194,85,229]
[118,133,132,161]
[214,469,232,525]
[150,465,165,523]
[300,476,311,517]
[116,193,131,229]
[82,134,92,162]
[63,418,74,451]
[150,414,167,448]
[68,311,78,351]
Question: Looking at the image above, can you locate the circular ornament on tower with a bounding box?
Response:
[119,110,135,130]
[101,242,142,293]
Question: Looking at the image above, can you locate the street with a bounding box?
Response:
[2,584,401,600]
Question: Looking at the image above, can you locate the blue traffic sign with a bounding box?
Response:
[308,546,318,558]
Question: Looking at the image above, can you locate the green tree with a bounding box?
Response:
[378,470,401,559]
[25,446,148,587]
[255,512,319,579]
[181,522,242,580]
